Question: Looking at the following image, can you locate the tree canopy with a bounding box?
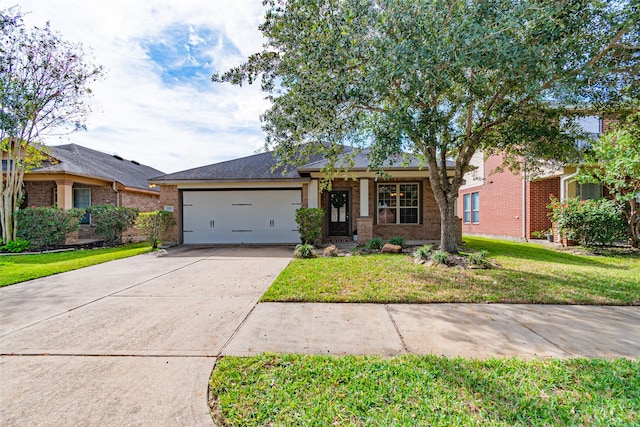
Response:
[0,7,104,244]
[214,0,640,252]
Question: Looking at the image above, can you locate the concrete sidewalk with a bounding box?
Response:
[223,303,640,359]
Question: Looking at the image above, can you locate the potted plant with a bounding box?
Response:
[545,228,553,242]
[352,229,358,242]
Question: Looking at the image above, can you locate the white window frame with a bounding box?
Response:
[376,183,420,225]
[463,193,471,223]
[471,192,480,223]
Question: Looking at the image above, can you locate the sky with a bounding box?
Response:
[8,0,271,174]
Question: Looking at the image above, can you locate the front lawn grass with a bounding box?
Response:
[262,237,640,304]
[210,354,640,427]
[0,243,152,287]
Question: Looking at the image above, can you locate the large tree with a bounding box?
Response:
[215,0,639,252]
[0,7,103,244]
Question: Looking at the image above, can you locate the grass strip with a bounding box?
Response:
[262,237,640,305]
[210,354,640,427]
[0,243,152,287]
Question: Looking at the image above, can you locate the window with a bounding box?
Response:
[73,188,91,224]
[472,192,480,223]
[579,183,602,200]
[463,192,480,223]
[377,183,419,224]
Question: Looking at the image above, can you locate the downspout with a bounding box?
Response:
[522,169,527,241]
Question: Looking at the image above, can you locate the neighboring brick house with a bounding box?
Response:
[149,148,462,245]
[457,116,608,242]
[22,144,164,242]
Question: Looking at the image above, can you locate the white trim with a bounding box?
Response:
[360,179,369,217]
[308,180,319,208]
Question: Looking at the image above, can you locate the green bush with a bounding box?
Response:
[294,243,317,259]
[387,236,405,246]
[295,208,325,244]
[549,197,627,247]
[365,237,384,250]
[0,238,30,253]
[16,207,84,248]
[88,205,139,244]
[412,244,433,261]
[134,210,176,249]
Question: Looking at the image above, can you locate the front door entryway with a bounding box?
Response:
[328,190,350,236]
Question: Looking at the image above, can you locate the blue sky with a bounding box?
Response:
[9,0,270,173]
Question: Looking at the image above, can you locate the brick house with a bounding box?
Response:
[22,144,164,242]
[149,148,462,245]
[457,116,610,242]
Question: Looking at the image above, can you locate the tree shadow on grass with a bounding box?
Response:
[463,238,630,269]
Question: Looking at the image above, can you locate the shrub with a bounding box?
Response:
[365,237,384,250]
[468,250,490,267]
[294,243,317,259]
[413,244,433,261]
[1,238,30,253]
[432,250,450,265]
[549,197,627,247]
[134,210,176,249]
[16,207,84,248]
[295,208,325,244]
[88,205,139,244]
[387,236,405,246]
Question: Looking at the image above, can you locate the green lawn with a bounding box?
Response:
[210,354,640,427]
[0,243,152,287]
[262,237,640,305]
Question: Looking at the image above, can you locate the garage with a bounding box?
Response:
[182,189,302,244]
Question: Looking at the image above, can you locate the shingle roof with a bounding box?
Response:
[31,144,165,191]
[150,146,454,183]
[298,148,455,171]
[150,151,303,181]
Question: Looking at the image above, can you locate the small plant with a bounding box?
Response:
[431,250,450,265]
[135,210,176,249]
[468,250,490,267]
[294,243,317,259]
[0,239,30,253]
[365,237,384,250]
[530,230,546,239]
[387,236,405,246]
[295,208,325,244]
[412,244,433,261]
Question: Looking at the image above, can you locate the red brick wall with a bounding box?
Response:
[458,154,524,238]
[526,177,560,237]
[24,181,56,207]
[119,191,160,212]
[159,185,180,244]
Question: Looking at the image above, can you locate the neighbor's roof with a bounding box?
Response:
[29,144,165,192]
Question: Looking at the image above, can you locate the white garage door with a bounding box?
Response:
[182,190,301,244]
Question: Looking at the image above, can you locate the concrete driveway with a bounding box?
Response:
[0,246,293,426]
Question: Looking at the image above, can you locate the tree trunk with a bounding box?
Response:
[439,200,458,253]
[629,199,639,249]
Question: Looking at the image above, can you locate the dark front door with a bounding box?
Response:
[328,190,350,236]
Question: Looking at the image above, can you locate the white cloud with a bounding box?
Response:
[9,0,271,173]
